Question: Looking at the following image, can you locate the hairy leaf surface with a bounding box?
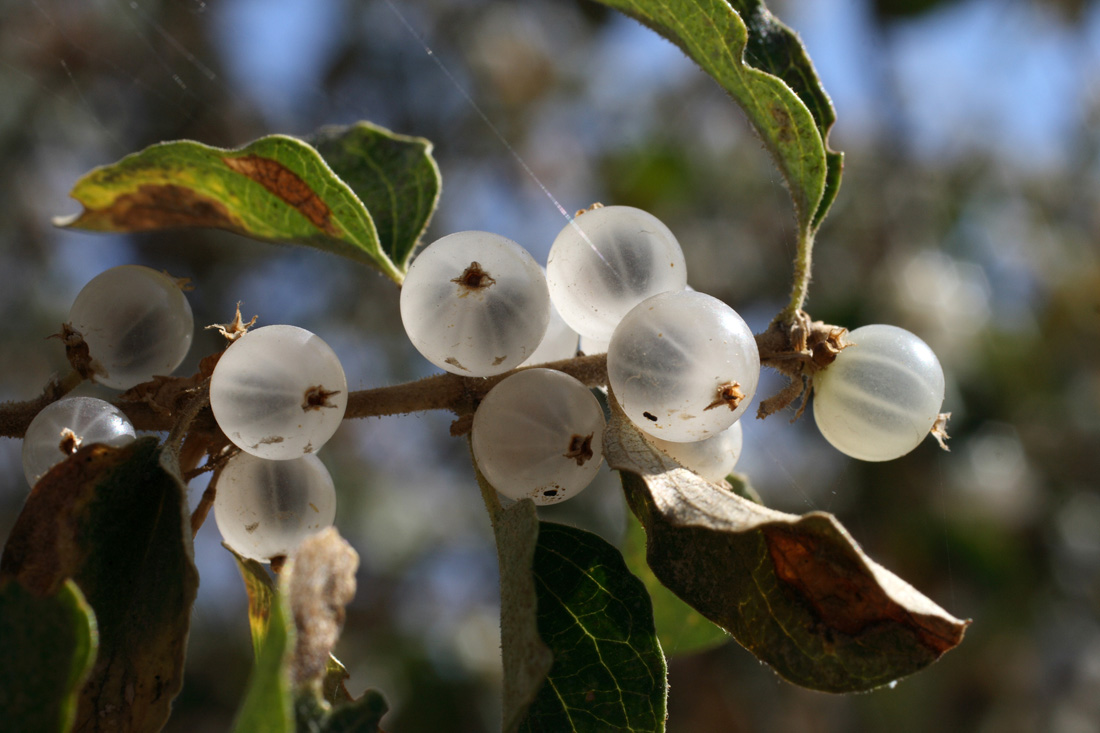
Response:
[518,522,667,733]
[0,578,98,733]
[57,124,440,284]
[622,512,728,657]
[605,406,968,693]
[0,437,198,731]
[593,0,842,234]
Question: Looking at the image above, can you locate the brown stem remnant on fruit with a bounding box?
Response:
[452,261,496,293]
[755,310,851,422]
[59,428,81,455]
[564,433,594,466]
[53,323,104,382]
[302,385,341,411]
[206,302,258,342]
[704,382,745,412]
[931,412,952,451]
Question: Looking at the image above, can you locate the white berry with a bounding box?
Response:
[22,396,136,486]
[400,231,550,376]
[813,324,945,462]
[608,290,759,442]
[210,325,348,460]
[520,297,579,367]
[68,265,194,389]
[546,205,687,342]
[472,368,606,505]
[213,452,337,562]
[645,419,744,482]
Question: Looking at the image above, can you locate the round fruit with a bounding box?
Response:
[68,265,194,389]
[608,290,759,442]
[22,396,136,486]
[471,368,606,505]
[210,325,348,460]
[812,324,945,462]
[400,231,550,376]
[546,205,687,342]
[213,452,337,563]
[520,298,579,367]
[645,419,743,482]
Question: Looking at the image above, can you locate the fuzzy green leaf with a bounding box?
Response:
[0,437,199,731]
[56,123,441,284]
[518,522,667,733]
[605,404,968,693]
[622,512,728,657]
[593,0,842,234]
[0,579,98,733]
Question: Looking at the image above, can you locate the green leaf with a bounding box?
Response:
[0,437,199,730]
[307,122,440,272]
[232,577,294,733]
[622,512,728,657]
[604,404,968,693]
[519,522,667,733]
[230,531,386,733]
[593,0,842,234]
[0,578,98,733]
[56,123,441,284]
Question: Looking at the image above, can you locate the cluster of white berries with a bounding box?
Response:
[21,265,340,563]
[403,204,948,505]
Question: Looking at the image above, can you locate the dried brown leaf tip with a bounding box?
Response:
[564,433,594,466]
[302,385,341,411]
[283,528,359,689]
[206,302,257,342]
[931,412,952,451]
[452,261,496,294]
[705,381,745,412]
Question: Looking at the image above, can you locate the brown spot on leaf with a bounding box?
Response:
[452,261,496,294]
[222,155,341,236]
[763,525,963,656]
[302,385,341,411]
[75,183,244,232]
[770,104,794,144]
[563,433,594,466]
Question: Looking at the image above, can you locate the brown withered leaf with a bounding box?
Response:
[604,403,968,693]
[0,437,198,730]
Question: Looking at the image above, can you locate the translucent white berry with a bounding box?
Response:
[520,298,578,367]
[608,290,759,442]
[472,368,606,505]
[645,419,743,483]
[22,396,136,486]
[213,452,337,563]
[68,265,194,389]
[812,324,945,462]
[400,231,550,376]
[210,325,348,460]
[546,205,687,342]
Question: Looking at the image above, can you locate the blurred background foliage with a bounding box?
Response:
[1,0,1098,730]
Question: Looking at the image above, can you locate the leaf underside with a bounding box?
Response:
[604,405,968,693]
[0,437,199,731]
[57,122,439,284]
[593,0,842,235]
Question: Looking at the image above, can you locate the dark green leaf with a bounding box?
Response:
[519,522,667,733]
[622,512,728,657]
[307,122,440,271]
[604,405,968,693]
[0,437,199,731]
[0,578,98,733]
[56,123,441,284]
[593,0,842,233]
